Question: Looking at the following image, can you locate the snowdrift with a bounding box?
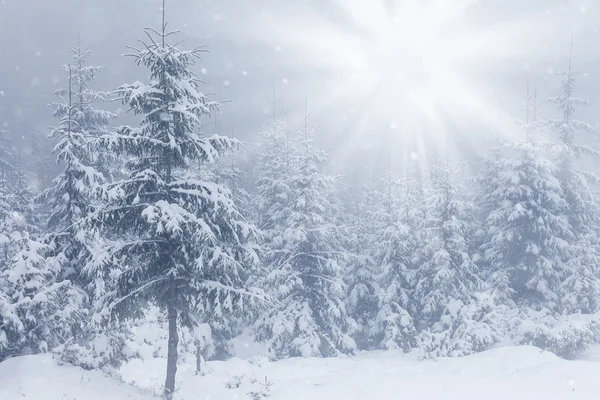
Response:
[2,346,599,399]
[0,353,147,400]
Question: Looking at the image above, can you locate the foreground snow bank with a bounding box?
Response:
[0,354,147,400]
[2,346,599,399]
[121,346,599,399]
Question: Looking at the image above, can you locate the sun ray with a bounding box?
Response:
[222,0,568,166]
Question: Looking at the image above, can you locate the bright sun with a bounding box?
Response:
[240,0,560,156]
[326,0,505,137]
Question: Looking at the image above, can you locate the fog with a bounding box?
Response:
[5,3,600,397]
[1,0,600,177]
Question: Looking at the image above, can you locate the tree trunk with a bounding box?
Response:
[164,293,179,399]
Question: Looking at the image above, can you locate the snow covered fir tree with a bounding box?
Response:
[342,165,380,350]
[369,162,417,352]
[80,4,265,397]
[5,1,600,399]
[253,104,356,359]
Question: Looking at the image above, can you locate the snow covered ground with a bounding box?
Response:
[0,353,148,400]
[2,346,600,400]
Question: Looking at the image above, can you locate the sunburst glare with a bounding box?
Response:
[238,0,564,162]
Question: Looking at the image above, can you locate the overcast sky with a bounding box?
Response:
[1,0,599,172]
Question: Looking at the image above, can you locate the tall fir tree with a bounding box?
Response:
[473,121,507,262]
[254,114,294,234]
[194,138,257,360]
[212,143,256,232]
[416,145,486,356]
[343,164,379,350]
[546,42,597,239]
[546,43,600,314]
[38,41,129,370]
[0,130,21,359]
[370,155,417,352]
[417,148,481,325]
[0,46,104,362]
[40,40,114,281]
[70,37,118,179]
[254,105,356,359]
[479,85,572,311]
[86,4,264,397]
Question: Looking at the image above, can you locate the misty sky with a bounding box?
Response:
[1,0,599,172]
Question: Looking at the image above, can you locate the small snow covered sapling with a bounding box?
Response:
[193,323,214,375]
[226,374,256,389]
[247,377,274,400]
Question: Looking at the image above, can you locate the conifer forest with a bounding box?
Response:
[2,1,600,399]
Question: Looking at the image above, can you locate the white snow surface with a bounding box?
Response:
[0,353,148,400]
[2,346,600,399]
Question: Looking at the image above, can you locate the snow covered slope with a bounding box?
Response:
[121,345,600,399]
[2,346,599,399]
[0,354,148,400]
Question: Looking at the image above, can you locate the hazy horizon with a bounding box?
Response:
[1,0,599,179]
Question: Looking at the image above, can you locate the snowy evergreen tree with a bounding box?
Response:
[0,289,22,361]
[420,293,509,358]
[0,186,12,270]
[0,162,83,359]
[32,42,116,367]
[370,162,417,351]
[254,115,294,235]
[562,232,600,314]
[0,138,79,360]
[343,165,379,350]
[0,145,22,359]
[87,5,264,397]
[184,147,254,361]
[208,146,259,360]
[0,129,13,267]
[10,156,37,229]
[70,37,118,178]
[0,129,11,193]
[187,121,258,362]
[254,108,356,359]
[247,377,274,400]
[472,84,600,356]
[216,146,255,219]
[416,148,483,355]
[40,39,114,281]
[479,96,572,311]
[546,44,600,314]
[473,123,507,256]
[1,233,83,356]
[546,43,597,239]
